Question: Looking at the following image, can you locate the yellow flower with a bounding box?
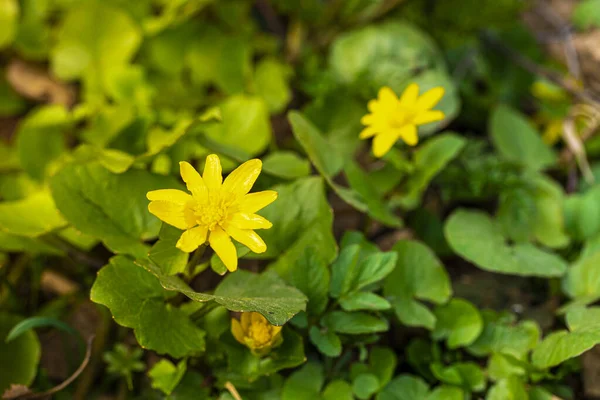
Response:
[542,119,564,145]
[360,84,446,157]
[231,312,283,355]
[146,154,277,272]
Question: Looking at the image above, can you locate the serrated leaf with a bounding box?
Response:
[445,209,567,277]
[432,298,483,349]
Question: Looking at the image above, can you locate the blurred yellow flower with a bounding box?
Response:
[147,154,277,272]
[360,84,446,157]
[231,312,283,355]
[542,119,564,145]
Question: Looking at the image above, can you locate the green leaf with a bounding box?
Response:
[282,362,324,400]
[0,313,41,394]
[51,1,141,90]
[532,306,600,368]
[261,177,337,273]
[148,224,188,276]
[432,298,483,349]
[376,375,429,400]
[5,316,76,342]
[572,0,600,29]
[289,111,367,212]
[430,362,486,392]
[322,380,353,400]
[0,0,18,49]
[148,359,187,396]
[564,186,600,240]
[0,231,61,254]
[467,311,540,358]
[339,292,391,312]
[203,95,271,158]
[140,259,308,325]
[490,105,556,170]
[369,347,397,389]
[384,241,451,329]
[445,209,567,277]
[309,326,342,357]
[486,377,528,400]
[331,234,397,298]
[282,248,330,315]
[563,249,600,302]
[50,162,179,257]
[0,191,66,237]
[262,151,311,180]
[254,57,292,113]
[393,133,465,210]
[91,256,206,358]
[353,373,380,400]
[16,105,70,181]
[344,161,403,227]
[187,28,250,94]
[323,311,389,335]
[425,386,464,400]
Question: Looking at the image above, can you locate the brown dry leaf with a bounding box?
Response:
[40,270,79,296]
[6,60,76,107]
[583,344,600,398]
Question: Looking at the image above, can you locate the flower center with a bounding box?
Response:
[248,321,272,346]
[194,196,230,231]
[389,106,416,129]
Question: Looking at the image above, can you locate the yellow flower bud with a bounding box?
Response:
[231,312,283,355]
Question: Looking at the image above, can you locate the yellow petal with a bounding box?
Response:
[359,126,378,139]
[415,86,445,111]
[203,154,223,192]
[360,114,375,125]
[147,189,192,204]
[399,124,418,146]
[241,312,252,331]
[231,318,246,344]
[148,201,188,230]
[228,212,273,230]
[367,99,379,113]
[251,312,268,325]
[372,132,401,158]
[378,86,398,104]
[224,225,267,254]
[413,110,445,125]
[176,225,208,253]
[238,190,278,213]
[179,161,208,201]
[222,159,262,197]
[271,325,283,336]
[208,226,237,271]
[399,83,420,107]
